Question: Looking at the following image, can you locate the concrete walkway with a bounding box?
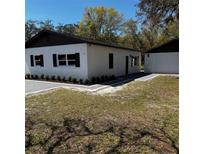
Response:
[25,73,169,95]
[135,74,160,81]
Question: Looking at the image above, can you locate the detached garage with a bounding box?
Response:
[144,39,179,74]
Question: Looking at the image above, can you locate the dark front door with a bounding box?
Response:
[125,56,128,75]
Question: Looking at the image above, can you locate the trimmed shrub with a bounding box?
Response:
[27,74,30,79]
[35,75,39,79]
[110,75,116,80]
[31,75,34,79]
[91,77,97,84]
[72,77,77,83]
[96,77,100,83]
[104,75,108,81]
[57,76,61,81]
[51,75,56,80]
[45,75,50,80]
[108,75,113,80]
[68,76,72,82]
[79,79,83,84]
[40,74,44,80]
[62,76,66,82]
[25,74,29,79]
[84,79,90,85]
[100,75,105,82]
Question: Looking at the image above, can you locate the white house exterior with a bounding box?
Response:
[86,44,140,78]
[144,39,179,74]
[25,30,141,80]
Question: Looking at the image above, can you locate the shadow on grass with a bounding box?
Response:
[26,117,178,154]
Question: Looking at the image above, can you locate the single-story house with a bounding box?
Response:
[25,30,141,80]
[144,39,179,74]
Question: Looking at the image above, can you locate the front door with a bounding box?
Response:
[125,56,128,75]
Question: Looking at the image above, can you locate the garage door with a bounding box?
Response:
[144,52,179,74]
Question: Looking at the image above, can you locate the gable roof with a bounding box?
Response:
[25,30,138,51]
[146,39,179,53]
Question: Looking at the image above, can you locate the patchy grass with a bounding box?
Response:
[26,76,179,154]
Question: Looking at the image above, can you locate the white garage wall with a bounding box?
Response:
[144,52,179,74]
[87,44,141,78]
[25,43,88,80]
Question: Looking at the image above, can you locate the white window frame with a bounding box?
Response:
[130,56,139,67]
[34,55,42,66]
[58,54,67,66]
[67,54,76,66]
[56,54,77,67]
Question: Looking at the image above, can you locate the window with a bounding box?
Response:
[131,57,135,67]
[130,56,135,67]
[30,55,44,67]
[67,54,76,66]
[35,55,42,66]
[134,57,137,66]
[54,53,80,67]
[109,53,113,69]
[130,56,139,67]
[58,54,67,66]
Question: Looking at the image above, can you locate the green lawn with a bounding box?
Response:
[26,76,179,154]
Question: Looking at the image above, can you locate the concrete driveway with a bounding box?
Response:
[25,80,111,95]
[26,80,63,94]
[25,73,162,95]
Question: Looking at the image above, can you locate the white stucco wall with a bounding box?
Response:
[87,44,141,78]
[144,52,179,74]
[25,43,88,80]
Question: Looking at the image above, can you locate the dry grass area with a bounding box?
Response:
[26,76,179,154]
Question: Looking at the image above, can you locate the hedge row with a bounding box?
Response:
[25,74,116,85]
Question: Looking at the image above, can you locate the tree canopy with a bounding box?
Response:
[132,0,179,50]
[25,20,78,41]
[77,6,123,43]
[136,0,179,28]
[25,0,179,54]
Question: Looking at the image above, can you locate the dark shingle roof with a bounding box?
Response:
[146,39,179,53]
[25,30,138,51]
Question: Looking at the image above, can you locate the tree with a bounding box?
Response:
[38,19,54,31]
[25,19,54,41]
[77,6,123,43]
[25,20,39,41]
[121,19,145,51]
[163,20,179,39]
[140,28,159,50]
[136,0,179,28]
[25,1,179,54]
[55,23,78,34]
[134,0,179,52]
[25,20,79,41]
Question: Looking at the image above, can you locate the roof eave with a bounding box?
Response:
[25,29,140,52]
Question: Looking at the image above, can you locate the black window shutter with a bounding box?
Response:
[40,55,44,67]
[134,57,136,66]
[30,55,34,67]
[109,53,113,69]
[75,53,80,67]
[53,54,57,67]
